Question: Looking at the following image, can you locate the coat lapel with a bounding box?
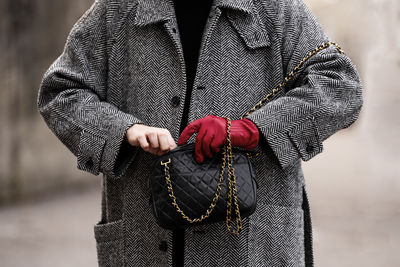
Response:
[132,0,270,49]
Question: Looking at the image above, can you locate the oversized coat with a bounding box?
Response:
[37,0,364,266]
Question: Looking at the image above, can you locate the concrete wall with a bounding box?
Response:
[0,0,97,204]
[303,0,400,266]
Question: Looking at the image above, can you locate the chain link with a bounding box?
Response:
[241,41,345,158]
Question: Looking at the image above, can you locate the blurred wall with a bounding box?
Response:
[303,0,400,266]
[0,0,96,204]
[302,0,400,209]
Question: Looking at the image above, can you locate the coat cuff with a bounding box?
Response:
[77,115,143,179]
[245,114,323,169]
[77,129,107,176]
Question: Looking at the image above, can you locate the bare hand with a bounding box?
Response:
[126,124,177,156]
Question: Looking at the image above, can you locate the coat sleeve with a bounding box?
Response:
[245,0,364,170]
[37,0,143,179]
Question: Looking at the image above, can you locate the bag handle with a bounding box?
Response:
[241,41,345,158]
[160,117,243,235]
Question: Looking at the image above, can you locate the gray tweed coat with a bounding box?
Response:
[37,0,363,266]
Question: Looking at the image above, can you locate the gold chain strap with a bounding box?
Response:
[224,116,243,235]
[242,41,346,158]
[158,41,346,234]
[160,117,243,235]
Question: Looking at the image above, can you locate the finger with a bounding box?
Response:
[177,120,200,146]
[147,131,159,149]
[127,131,139,146]
[202,131,214,159]
[128,136,139,147]
[210,132,224,154]
[138,135,150,150]
[167,134,177,150]
[156,149,166,156]
[146,146,159,155]
[156,150,166,156]
[195,127,206,164]
[158,132,170,151]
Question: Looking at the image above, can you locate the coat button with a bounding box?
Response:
[171,96,181,107]
[305,144,314,153]
[159,240,168,252]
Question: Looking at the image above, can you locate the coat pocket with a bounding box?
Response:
[248,203,305,267]
[93,219,124,267]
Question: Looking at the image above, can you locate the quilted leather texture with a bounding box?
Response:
[148,142,258,230]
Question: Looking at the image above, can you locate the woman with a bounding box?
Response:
[37,0,363,266]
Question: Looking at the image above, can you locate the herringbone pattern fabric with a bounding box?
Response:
[37,0,364,266]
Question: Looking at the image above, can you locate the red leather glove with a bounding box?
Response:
[177,115,259,163]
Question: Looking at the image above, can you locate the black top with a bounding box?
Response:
[172,2,214,266]
[174,0,214,135]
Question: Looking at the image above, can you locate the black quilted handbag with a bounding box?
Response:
[148,41,345,235]
[148,117,258,235]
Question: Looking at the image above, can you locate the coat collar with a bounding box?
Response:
[215,0,254,14]
[132,0,254,26]
[132,0,270,49]
[132,0,174,26]
[133,0,255,26]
